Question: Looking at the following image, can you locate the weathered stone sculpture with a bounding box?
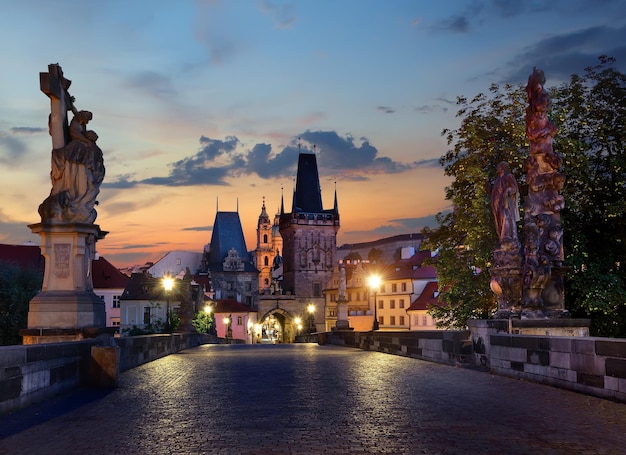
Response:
[39,65,105,224]
[490,68,568,319]
[489,162,523,317]
[521,68,567,318]
[22,64,108,344]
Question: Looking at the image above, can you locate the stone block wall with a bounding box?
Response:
[324,330,474,366]
[0,341,96,414]
[487,334,626,402]
[0,333,217,415]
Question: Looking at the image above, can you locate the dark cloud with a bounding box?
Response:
[412,158,442,168]
[259,1,297,29]
[182,225,213,231]
[124,71,177,98]
[438,15,471,33]
[377,106,395,114]
[0,134,26,163]
[504,25,626,84]
[11,127,46,134]
[105,130,419,187]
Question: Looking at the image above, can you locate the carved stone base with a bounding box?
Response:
[26,290,106,329]
[335,298,350,330]
[25,222,108,343]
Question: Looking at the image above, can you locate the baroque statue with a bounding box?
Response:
[490,68,568,319]
[39,64,105,224]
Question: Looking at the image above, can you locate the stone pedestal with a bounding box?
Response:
[335,297,350,330]
[21,222,108,344]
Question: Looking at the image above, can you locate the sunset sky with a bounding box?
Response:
[1,1,624,268]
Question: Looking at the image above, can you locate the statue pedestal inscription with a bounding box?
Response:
[22,223,108,344]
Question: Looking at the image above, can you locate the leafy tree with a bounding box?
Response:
[343,251,363,262]
[426,56,626,336]
[192,310,215,334]
[0,261,43,345]
[367,248,383,263]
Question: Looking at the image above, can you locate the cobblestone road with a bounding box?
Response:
[2,344,626,454]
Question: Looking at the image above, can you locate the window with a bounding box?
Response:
[356,291,360,301]
[329,310,336,317]
[263,234,268,243]
[392,283,397,292]
[348,292,352,301]
[237,316,243,326]
[264,256,269,266]
[112,295,121,308]
[401,282,407,292]
[415,315,420,326]
[176,258,181,265]
[331,293,336,302]
[390,299,395,309]
[390,316,396,325]
[399,316,405,326]
[98,295,105,301]
[379,316,384,325]
[399,299,405,309]
[313,282,321,297]
[143,307,151,325]
[111,319,120,327]
[378,300,384,309]
[246,296,252,306]
[422,315,428,326]
[264,278,269,285]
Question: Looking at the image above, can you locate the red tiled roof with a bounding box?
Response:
[211,299,254,314]
[92,256,130,289]
[0,244,44,272]
[412,265,438,280]
[407,281,441,311]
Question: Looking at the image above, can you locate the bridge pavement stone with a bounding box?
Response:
[1,344,626,454]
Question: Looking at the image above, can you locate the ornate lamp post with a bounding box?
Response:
[162,275,174,333]
[368,275,381,331]
[307,304,315,332]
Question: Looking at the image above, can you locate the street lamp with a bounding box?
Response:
[307,304,315,332]
[368,274,381,331]
[162,275,174,333]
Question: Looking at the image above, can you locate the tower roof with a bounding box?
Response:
[293,153,323,213]
[208,211,256,272]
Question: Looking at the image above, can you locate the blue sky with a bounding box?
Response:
[0,0,625,267]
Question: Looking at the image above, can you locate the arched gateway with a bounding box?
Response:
[258,307,302,343]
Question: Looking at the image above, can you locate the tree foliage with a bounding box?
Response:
[425,56,626,336]
[0,261,43,345]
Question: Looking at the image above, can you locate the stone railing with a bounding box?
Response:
[0,332,217,415]
[324,323,626,403]
[323,330,474,366]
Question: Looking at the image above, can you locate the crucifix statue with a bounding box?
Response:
[38,64,105,225]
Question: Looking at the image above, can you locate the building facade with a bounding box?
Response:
[206,211,259,308]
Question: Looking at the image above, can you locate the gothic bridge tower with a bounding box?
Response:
[279,153,340,298]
